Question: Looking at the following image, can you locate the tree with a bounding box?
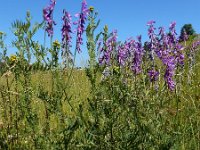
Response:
[179,24,195,41]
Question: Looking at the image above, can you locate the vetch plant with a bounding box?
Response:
[61,9,73,68]
[74,0,89,53]
[43,0,56,37]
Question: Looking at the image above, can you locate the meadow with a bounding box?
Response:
[0,0,200,149]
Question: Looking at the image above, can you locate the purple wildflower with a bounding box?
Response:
[159,27,165,39]
[131,35,144,74]
[118,44,128,66]
[169,21,177,45]
[99,51,111,65]
[147,20,157,61]
[158,27,169,48]
[165,77,175,91]
[61,9,73,65]
[167,22,185,66]
[192,40,200,48]
[43,0,56,37]
[175,44,185,66]
[148,68,159,82]
[75,0,89,53]
[164,56,176,90]
[62,10,72,47]
[99,30,118,66]
[122,38,135,63]
[147,21,185,91]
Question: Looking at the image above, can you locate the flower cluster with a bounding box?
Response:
[53,40,60,49]
[9,55,17,63]
[99,32,144,76]
[98,21,191,90]
[43,0,56,37]
[61,9,73,65]
[148,68,159,82]
[117,44,128,66]
[147,20,157,61]
[61,10,72,48]
[131,35,144,74]
[99,30,118,66]
[169,22,177,44]
[148,21,183,90]
[75,0,89,53]
[42,0,199,91]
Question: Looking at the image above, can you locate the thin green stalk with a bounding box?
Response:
[14,74,19,143]
[189,118,197,149]
[6,76,12,135]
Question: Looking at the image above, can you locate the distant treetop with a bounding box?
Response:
[179,24,196,41]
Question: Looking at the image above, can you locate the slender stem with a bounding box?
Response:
[15,75,19,143]
[6,76,12,134]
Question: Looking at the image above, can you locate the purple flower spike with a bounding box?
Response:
[43,0,56,37]
[131,35,144,74]
[75,0,89,53]
[169,22,176,29]
[192,40,200,49]
[147,20,157,61]
[164,56,176,90]
[169,21,177,44]
[165,77,175,91]
[175,44,185,66]
[61,9,73,65]
[99,30,118,66]
[62,10,72,47]
[148,69,159,82]
[118,45,128,66]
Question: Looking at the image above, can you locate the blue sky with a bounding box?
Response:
[1,0,200,66]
